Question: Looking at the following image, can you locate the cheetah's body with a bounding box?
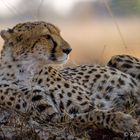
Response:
[0,22,140,139]
[108,54,140,82]
[60,64,140,110]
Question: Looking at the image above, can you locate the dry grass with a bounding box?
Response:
[0,107,124,140]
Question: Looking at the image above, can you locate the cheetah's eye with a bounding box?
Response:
[42,34,51,40]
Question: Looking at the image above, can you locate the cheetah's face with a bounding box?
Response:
[0,21,72,64]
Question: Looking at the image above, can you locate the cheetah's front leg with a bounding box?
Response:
[73,109,140,134]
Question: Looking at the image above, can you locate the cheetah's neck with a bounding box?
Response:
[0,58,47,86]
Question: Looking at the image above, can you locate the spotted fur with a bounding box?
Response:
[0,23,140,139]
[108,55,140,81]
[1,21,71,64]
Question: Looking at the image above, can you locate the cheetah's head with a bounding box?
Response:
[0,21,72,64]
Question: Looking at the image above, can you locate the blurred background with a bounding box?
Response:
[0,0,140,64]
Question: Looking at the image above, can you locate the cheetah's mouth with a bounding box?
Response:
[56,59,68,64]
[48,55,69,64]
[48,58,68,64]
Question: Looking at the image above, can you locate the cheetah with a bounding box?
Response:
[0,22,140,139]
[0,22,71,138]
[108,55,140,81]
[0,21,71,86]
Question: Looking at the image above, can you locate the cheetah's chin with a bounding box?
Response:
[49,56,69,64]
[52,59,68,64]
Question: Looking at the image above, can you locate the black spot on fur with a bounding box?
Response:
[121,73,127,78]
[130,73,136,77]
[106,86,114,92]
[67,92,72,97]
[38,79,42,84]
[101,80,106,84]
[118,78,125,85]
[105,95,110,100]
[50,81,54,84]
[72,90,76,93]
[111,72,116,75]
[89,117,93,121]
[32,95,43,102]
[85,75,90,78]
[46,78,50,82]
[8,29,14,33]
[109,67,117,71]
[78,72,84,75]
[57,85,61,88]
[133,57,139,62]
[3,84,9,87]
[10,97,15,101]
[77,96,82,101]
[136,66,140,69]
[80,119,85,123]
[44,71,48,75]
[67,100,72,107]
[125,60,133,63]
[137,74,140,80]
[23,102,27,108]
[64,83,70,88]
[59,94,63,98]
[8,65,12,68]
[91,68,97,71]
[56,78,61,81]
[95,74,101,78]
[39,69,43,74]
[97,116,100,121]
[16,35,23,42]
[88,70,93,74]
[102,112,105,120]
[98,86,103,91]
[69,107,78,114]
[37,104,46,112]
[122,64,133,68]
[80,101,88,106]
[7,102,12,106]
[130,78,137,86]
[15,104,20,110]
[129,83,134,88]
[111,80,115,84]
[33,89,41,93]
[59,101,64,111]
[104,74,109,79]
[108,61,116,67]
[106,114,111,124]
[50,92,57,105]
[96,95,102,99]
[1,96,4,100]
[117,84,121,88]
[116,58,123,62]
[78,91,83,95]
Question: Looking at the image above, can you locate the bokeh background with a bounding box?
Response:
[0,0,140,64]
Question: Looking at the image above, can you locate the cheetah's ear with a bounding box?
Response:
[0,29,13,40]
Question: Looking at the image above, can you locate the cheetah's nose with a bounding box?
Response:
[63,48,72,55]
